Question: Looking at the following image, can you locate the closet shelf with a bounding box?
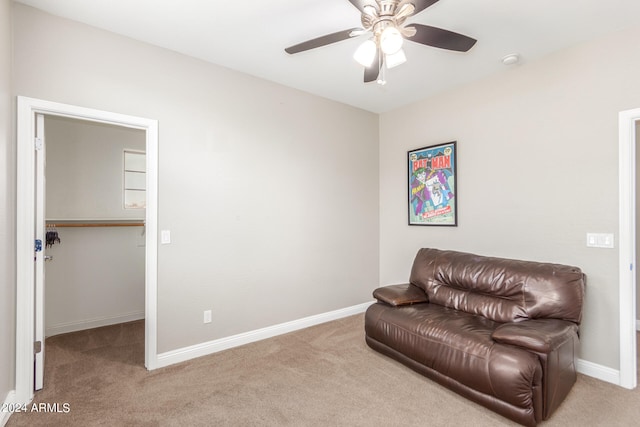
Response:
[46,219,145,227]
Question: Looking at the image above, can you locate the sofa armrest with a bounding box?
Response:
[373,283,428,307]
[491,319,579,353]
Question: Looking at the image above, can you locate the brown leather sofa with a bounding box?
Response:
[365,248,586,426]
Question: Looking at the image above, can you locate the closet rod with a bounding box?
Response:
[46,222,144,228]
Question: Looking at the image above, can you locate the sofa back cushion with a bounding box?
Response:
[409,248,585,324]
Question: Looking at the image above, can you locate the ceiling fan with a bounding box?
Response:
[284,0,477,84]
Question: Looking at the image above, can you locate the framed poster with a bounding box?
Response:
[408,141,457,226]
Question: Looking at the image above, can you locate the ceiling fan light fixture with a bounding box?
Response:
[394,3,416,22]
[385,48,406,69]
[363,4,377,17]
[380,26,403,55]
[354,39,377,67]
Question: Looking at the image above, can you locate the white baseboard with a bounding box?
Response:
[577,358,620,385]
[45,311,145,337]
[156,301,374,369]
[39,304,628,390]
[1,391,16,427]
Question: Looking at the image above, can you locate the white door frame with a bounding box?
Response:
[15,96,159,404]
[618,107,639,390]
[33,113,45,391]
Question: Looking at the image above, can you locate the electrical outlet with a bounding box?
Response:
[203,310,212,324]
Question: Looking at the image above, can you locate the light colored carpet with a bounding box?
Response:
[6,315,640,426]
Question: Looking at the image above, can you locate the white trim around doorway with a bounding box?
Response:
[15,96,159,404]
[618,107,639,390]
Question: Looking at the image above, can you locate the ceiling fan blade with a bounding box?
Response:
[285,28,362,54]
[407,24,477,52]
[347,0,377,13]
[364,49,381,83]
[410,0,441,15]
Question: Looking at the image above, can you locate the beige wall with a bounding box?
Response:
[380,25,640,370]
[12,4,379,353]
[45,115,146,219]
[44,226,145,335]
[44,116,146,336]
[0,0,14,409]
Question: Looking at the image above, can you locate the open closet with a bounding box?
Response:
[43,115,146,338]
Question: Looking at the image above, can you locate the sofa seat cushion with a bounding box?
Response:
[365,302,542,410]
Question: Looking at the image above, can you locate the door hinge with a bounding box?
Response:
[34,137,43,151]
[34,341,42,354]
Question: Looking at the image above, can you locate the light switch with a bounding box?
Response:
[161,230,171,244]
[586,233,614,248]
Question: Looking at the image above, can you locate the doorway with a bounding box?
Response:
[43,115,146,340]
[15,97,159,404]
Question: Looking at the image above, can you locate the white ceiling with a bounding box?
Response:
[14,0,640,113]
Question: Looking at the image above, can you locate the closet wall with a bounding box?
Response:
[44,115,146,336]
